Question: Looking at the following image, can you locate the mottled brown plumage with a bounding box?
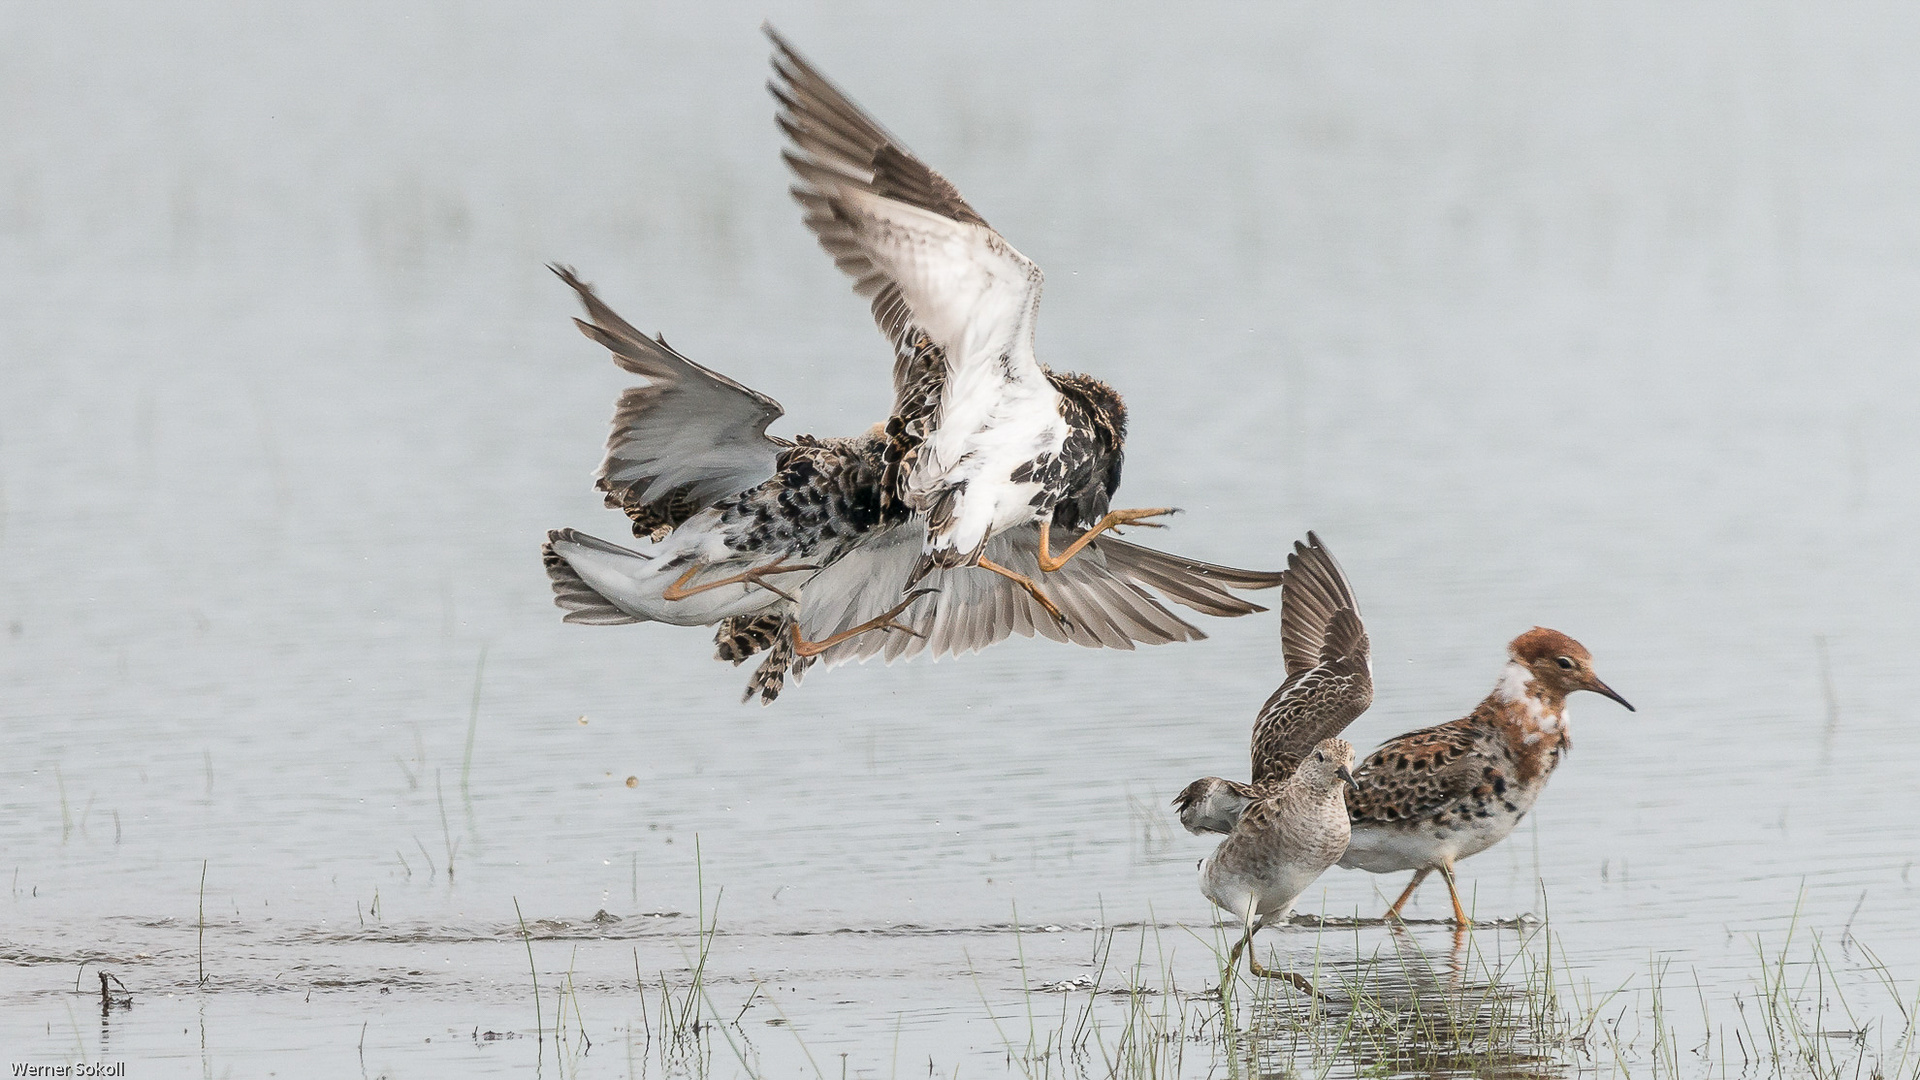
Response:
[1175,533,1373,838]
[1340,627,1634,926]
[1202,738,1359,980]
[1250,537,1373,785]
[1171,534,1372,979]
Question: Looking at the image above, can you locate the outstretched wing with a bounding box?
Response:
[1249,533,1374,785]
[552,266,789,535]
[767,26,1049,421]
[794,522,1205,664]
[1278,530,1364,678]
[1095,538,1284,616]
[767,25,988,398]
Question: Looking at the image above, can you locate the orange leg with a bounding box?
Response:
[1436,860,1472,928]
[1036,508,1178,573]
[661,560,817,603]
[789,590,930,658]
[1384,867,1433,921]
[976,557,1069,627]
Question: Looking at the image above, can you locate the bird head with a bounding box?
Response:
[1296,737,1358,795]
[1508,627,1634,711]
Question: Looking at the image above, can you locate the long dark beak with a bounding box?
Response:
[1588,678,1635,712]
[1337,764,1359,792]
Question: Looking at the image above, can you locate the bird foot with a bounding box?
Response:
[1036,507,1181,572]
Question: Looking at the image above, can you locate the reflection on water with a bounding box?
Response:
[5,0,1920,1073]
[1234,929,1567,1080]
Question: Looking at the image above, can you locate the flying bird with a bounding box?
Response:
[767,26,1181,627]
[540,269,1288,703]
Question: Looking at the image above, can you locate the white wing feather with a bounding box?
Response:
[827,189,1047,393]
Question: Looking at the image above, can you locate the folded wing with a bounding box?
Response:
[1172,776,1263,836]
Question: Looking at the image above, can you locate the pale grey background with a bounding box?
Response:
[3,2,1917,1074]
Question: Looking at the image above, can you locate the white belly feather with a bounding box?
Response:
[910,369,1067,557]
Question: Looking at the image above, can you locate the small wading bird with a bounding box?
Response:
[1175,533,1372,979]
[765,27,1181,623]
[540,269,1289,703]
[1340,627,1634,927]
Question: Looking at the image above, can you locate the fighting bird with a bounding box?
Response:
[540,269,1289,703]
[1174,533,1373,978]
[767,27,1180,625]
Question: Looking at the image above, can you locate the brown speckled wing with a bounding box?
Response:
[1278,532,1363,678]
[1249,534,1373,785]
[1345,721,1493,826]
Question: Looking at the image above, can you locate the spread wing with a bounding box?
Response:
[1345,721,1491,826]
[767,26,1047,408]
[794,522,1205,664]
[1249,533,1374,785]
[1279,530,1365,678]
[1095,538,1284,614]
[552,266,789,534]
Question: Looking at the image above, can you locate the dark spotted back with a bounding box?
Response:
[717,433,909,561]
[1345,720,1498,826]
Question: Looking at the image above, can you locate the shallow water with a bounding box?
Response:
[4,2,1920,1076]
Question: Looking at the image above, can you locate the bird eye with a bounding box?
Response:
[1314,751,1324,762]
[1555,656,1574,670]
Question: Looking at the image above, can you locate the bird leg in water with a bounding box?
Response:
[976,558,1070,627]
[1225,926,1339,1001]
[1383,866,1433,921]
[1035,508,1178,572]
[1436,860,1472,928]
[662,560,819,603]
[788,590,933,658]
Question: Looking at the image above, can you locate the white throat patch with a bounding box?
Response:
[1492,661,1534,703]
[1494,660,1559,729]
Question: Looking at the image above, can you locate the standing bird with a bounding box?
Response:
[540,269,1292,703]
[1173,533,1373,978]
[1340,628,1635,927]
[767,27,1177,626]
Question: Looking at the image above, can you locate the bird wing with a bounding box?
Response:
[1171,776,1263,836]
[1278,531,1365,678]
[1249,534,1374,785]
[794,522,1211,664]
[553,267,789,533]
[1094,538,1285,616]
[1345,721,1490,826]
[767,27,1049,411]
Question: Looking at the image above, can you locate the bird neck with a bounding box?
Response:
[1478,661,1572,783]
